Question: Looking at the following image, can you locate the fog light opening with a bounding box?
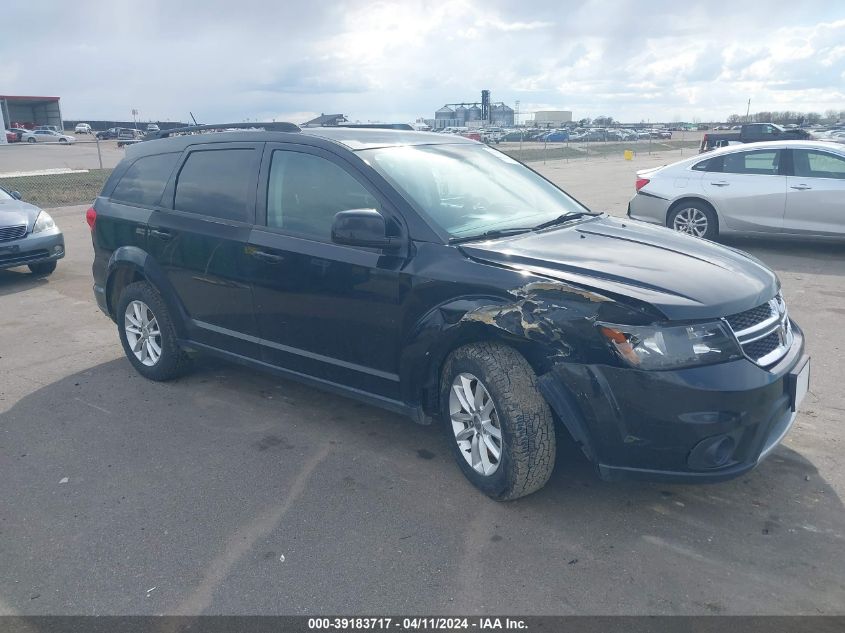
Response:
[688,434,737,470]
[710,436,735,467]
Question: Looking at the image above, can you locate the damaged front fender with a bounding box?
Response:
[400,276,645,419]
[460,280,612,361]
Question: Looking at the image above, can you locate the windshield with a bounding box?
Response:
[0,188,13,201]
[359,144,589,239]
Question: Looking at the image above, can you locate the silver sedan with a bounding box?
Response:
[21,129,76,144]
[628,140,845,240]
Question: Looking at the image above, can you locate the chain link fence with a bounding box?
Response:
[0,169,113,208]
[0,137,125,208]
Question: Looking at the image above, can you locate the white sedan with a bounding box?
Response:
[628,140,845,240]
[21,130,76,144]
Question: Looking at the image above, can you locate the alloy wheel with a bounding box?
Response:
[449,373,503,476]
[673,207,709,237]
[124,300,162,367]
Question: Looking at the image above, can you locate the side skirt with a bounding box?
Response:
[178,339,429,424]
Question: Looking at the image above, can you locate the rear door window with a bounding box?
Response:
[111,152,181,207]
[722,150,781,175]
[173,148,258,222]
[792,150,845,180]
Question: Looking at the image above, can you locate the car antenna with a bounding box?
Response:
[189,112,199,125]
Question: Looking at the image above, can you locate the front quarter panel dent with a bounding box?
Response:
[459,280,611,362]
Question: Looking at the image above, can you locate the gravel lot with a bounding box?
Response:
[0,149,843,615]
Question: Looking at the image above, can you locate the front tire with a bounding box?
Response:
[116,281,190,381]
[668,201,718,240]
[27,137,36,143]
[28,261,57,276]
[440,342,556,500]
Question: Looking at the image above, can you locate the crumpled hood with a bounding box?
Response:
[459,215,779,321]
[0,198,41,231]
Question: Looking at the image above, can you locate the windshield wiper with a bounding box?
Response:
[532,211,600,231]
[449,227,534,244]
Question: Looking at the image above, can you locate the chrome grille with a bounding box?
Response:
[743,331,782,360]
[724,293,792,367]
[0,225,27,242]
[725,303,775,332]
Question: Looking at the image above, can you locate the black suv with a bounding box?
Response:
[89,123,810,499]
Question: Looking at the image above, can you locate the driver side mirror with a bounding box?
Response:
[10,191,21,200]
[331,209,400,250]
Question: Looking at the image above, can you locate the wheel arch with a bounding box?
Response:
[666,196,721,232]
[105,247,189,337]
[401,296,569,419]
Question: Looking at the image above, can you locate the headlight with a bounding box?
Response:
[598,321,742,370]
[32,211,56,233]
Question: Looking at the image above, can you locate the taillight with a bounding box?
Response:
[635,178,650,192]
[86,207,97,232]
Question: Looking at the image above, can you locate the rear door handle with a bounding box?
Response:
[149,228,173,241]
[790,184,812,190]
[249,249,285,264]
[710,181,730,187]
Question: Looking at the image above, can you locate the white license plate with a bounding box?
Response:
[793,358,810,412]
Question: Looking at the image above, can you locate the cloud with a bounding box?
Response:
[0,0,843,123]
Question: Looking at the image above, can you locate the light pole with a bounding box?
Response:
[132,108,139,129]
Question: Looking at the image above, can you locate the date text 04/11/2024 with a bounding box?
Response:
[307,617,529,630]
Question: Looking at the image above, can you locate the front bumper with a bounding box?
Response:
[0,228,65,270]
[538,324,807,483]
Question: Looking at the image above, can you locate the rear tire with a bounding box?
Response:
[116,281,190,381]
[28,261,57,276]
[668,201,718,240]
[440,342,556,500]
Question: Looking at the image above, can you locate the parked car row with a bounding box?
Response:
[4,124,161,144]
[4,126,67,143]
[438,127,675,144]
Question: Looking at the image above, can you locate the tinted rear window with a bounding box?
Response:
[692,156,723,172]
[723,150,781,175]
[111,152,181,207]
[173,148,255,222]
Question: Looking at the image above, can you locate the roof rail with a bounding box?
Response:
[155,122,301,138]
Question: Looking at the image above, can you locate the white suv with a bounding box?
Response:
[75,123,92,134]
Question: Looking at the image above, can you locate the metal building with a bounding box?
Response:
[533,110,573,126]
[0,95,63,130]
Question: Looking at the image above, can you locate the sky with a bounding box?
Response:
[2,0,844,125]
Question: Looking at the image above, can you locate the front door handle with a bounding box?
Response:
[149,228,173,241]
[249,249,285,264]
[790,184,812,190]
[710,181,730,187]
